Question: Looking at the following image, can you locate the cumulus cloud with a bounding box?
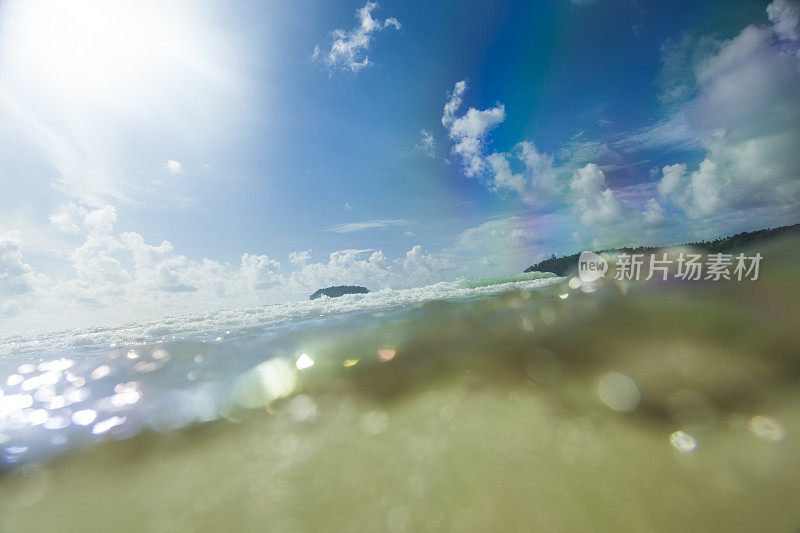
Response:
[486,153,526,195]
[657,163,687,201]
[0,230,37,297]
[84,205,117,235]
[442,81,506,177]
[653,0,800,227]
[517,142,559,197]
[441,82,563,206]
[313,2,400,74]
[486,141,560,205]
[441,0,800,240]
[642,198,667,226]
[288,250,312,267]
[402,245,455,285]
[768,0,800,43]
[449,106,507,141]
[563,0,800,238]
[569,163,628,227]
[286,246,451,292]
[288,248,386,291]
[3,205,457,333]
[49,202,87,233]
[239,253,281,291]
[562,0,800,237]
[35,204,288,316]
[0,230,45,319]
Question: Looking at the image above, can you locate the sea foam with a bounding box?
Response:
[0,272,559,359]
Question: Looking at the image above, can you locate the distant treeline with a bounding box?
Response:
[310,285,370,300]
[524,223,800,276]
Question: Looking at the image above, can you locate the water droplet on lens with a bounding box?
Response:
[749,415,784,441]
[669,430,697,452]
[597,372,640,412]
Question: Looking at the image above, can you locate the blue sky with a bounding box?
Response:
[1,0,799,333]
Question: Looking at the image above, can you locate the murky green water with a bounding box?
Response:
[1,238,799,532]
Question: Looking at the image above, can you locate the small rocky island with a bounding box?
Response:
[309,285,369,300]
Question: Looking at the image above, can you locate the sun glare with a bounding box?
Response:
[0,0,231,108]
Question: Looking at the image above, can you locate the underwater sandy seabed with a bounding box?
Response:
[1,237,799,532]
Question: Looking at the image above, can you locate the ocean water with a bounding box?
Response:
[0,241,799,532]
[0,272,561,467]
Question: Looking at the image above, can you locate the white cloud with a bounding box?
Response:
[328,219,410,233]
[0,230,37,297]
[165,159,183,174]
[564,0,800,237]
[517,141,558,197]
[452,217,551,257]
[657,163,686,201]
[447,215,560,275]
[415,129,435,157]
[642,198,667,226]
[486,141,560,205]
[486,153,526,195]
[570,163,627,227]
[441,80,466,128]
[449,106,506,141]
[440,0,800,239]
[285,245,454,293]
[84,205,118,235]
[35,204,287,314]
[441,82,563,206]
[567,0,800,238]
[767,0,800,43]
[1,300,21,318]
[288,250,312,267]
[686,158,723,217]
[657,34,720,104]
[119,231,193,292]
[652,1,800,228]
[449,107,506,177]
[441,80,506,178]
[49,202,87,233]
[287,248,386,291]
[402,245,455,285]
[239,253,281,291]
[465,221,536,248]
[313,2,400,74]
[2,205,459,333]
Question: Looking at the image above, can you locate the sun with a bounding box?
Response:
[0,0,232,109]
